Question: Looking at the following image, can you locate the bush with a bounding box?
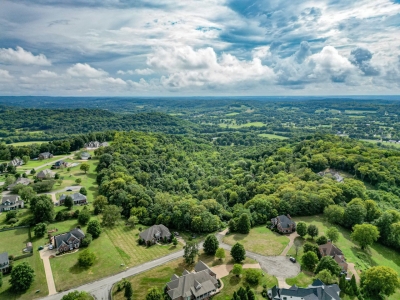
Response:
[79,187,87,195]
[6,210,17,221]
[245,269,262,285]
[8,218,17,224]
[78,249,96,267]
[316,235,328,245]
[81,233,93,247]
[78,207,91,225]
[87,220,102,238]
[33,223,47,238]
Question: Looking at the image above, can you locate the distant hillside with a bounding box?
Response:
[0,106,210,143]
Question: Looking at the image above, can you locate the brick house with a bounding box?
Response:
[54,228,85,253]
[271,215,296,233]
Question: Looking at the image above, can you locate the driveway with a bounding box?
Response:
[217,233,300,278]
[211,263,261,278]
[39,246,57,295]
[45,186,82,205]
[280,232,299,256]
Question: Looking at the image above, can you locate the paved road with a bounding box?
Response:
[39,250,185,300]
[24,155,74,175]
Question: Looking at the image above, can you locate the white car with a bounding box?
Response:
[48,244,53,250]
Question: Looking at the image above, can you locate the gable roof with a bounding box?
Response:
[166,262,218,300]
[54,228,85,248]
[1,195,21,204]
[319,242,343,257]
[139,224,171,242]
[8,177,32,189]
[275,215,296,228]
[60,193,87,202]
[37,169,55,177]
[269,280,340,300]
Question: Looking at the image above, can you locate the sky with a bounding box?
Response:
[0,0,400,96]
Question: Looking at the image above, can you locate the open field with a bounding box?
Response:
[219,121,265,129]
[361,139,400,148]
[112,250,260,300]
[104,224,183,268]
[258,133,289,140]
[223,226,289,256]
[226,112,240,116]
[0,229,48,300]
[344,110,377,114]
[9,141,48,146]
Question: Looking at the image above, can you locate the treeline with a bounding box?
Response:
[0,107,213,143]
[0,131,115,160]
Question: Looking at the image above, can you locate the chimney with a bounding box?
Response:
[287,214,291,219]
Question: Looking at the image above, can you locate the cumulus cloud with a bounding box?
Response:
[32,70,58,78]
[0,46,51,66]
[148,46,274,90]
[0,69,13,82]
[67,63,108,78]
[350,47,380,76]
[117,68,154,75]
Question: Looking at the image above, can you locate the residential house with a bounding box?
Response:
[100,142,109,147]
[268,279,340,300]
[9,158,23,167]
[271,215,296,234]
[36,169,55,179]
[80,152,91,160]
[139,224,171,244]
[38,152,53,160]
[54,228,85,253]
[59,193,87,206]
[167,261,219,300]
[319,241,348,271]
[53,160,67,169]
[84,141,100,148]
[0,252,10,274]
[0,195,24,212]
[7,177,32,190]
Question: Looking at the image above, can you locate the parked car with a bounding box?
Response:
[48,244,53,250]
[174,232,179,236]
[66,188,73,191]
[289,257,296,263]
[340,271,348,276]
[38,246,44,251]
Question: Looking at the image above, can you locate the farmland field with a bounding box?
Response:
[258,133,289,140]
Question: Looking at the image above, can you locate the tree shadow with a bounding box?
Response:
[230,233,247,241]
[229,275,242,286]
[350,246,375,271]
[69,262,90,274]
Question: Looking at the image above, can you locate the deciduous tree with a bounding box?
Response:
[33,223,47,238]
[231,242,246,263]
[301,251,319,272]
[87,220,102,238]
[78,249,96,267]
[296,221,307,237]
[326,227,339,243]
[102,205,122,227]
[232,264,243,277]
[203,234,219,255]
[9,262,35,292]
[307,224,319,239]
[183,241,199,265]
[361,266,400,298]
[351,224,379,250]
[216,248,225,260]
[80,163,90,174]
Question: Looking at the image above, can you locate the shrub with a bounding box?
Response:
[81,233,93,247]
[87,220,102,238]
[245,269,262,285]
[78,249,96,267]
[316,235,328,245]
[8,218,17,224]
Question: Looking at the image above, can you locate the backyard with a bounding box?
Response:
[223,226,289,256]
[0,228,48,300]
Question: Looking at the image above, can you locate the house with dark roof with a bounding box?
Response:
[139,224,171,245]
[58,193,87,206]
[9,158,24,167]
[84,141,100,148]
[54,228,85,253]
[0,195,24,212]
[167,261,219,300]
[0,252,9,274]
[271,215,296,234]
[38,152,53,160]
[268,279,340,300]
[7,177,32,190]
[53,160,67,169]
[319,241,348,271]
[80,152,91,160]
[36,169,55,179]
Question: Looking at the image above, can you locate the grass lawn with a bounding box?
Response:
[285,272,314,288]
[50,227,124,292]
[226,112,240,116]
[112,250,265,300]
[9,141,47,146]
[258,133,289,140]
[104,223,183,268]
[0,229,48,300]
[214,270,277,300]
[18,156,67,170]
[292,215,400,275]
[361,139,400,148]
[218,121,265,129]
[223,226,289,256]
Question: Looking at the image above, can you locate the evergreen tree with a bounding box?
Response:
[203,234,219,255]
[237,213,251,234]
[231,242,246,263]
[124,281,133,300]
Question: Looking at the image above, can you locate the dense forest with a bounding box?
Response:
[94,132,400,251]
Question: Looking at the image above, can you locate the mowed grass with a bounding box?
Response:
[112,251,263,300]
[9,141,47,146]
[291,215,400,275]
[218,121,265,129]
[104,224,183,267]
[285,272,314,288]
[258,133,289,140]
[50,227,124,292]
[223,226,289,256]
[18,155,68,170]
[214,270,277,300]
[361,139,400,148]
[0,229,49,300]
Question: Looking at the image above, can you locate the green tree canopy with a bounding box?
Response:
[232,264,243,277]
[231,242,246,263]
[351,224,380,250]
[301,251,319,272]
[307,224,319,239]
[361,266,400,298]
[315,256,341,276]
[33,223,47,238]
[183,241,199,265]
[326,227,340,243]
[145,287,163,300]
[296,221,307,237]
[87,220,102,238]
[203,234,219,255]
[78,249,96,267]
[9,262,35,292]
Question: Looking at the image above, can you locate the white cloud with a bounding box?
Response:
[67,63,108,78]
[32,70,58,78]
[149,46,275,90]
[0,69,13,82]
[0,46,51,66]
[134,68,154,75]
